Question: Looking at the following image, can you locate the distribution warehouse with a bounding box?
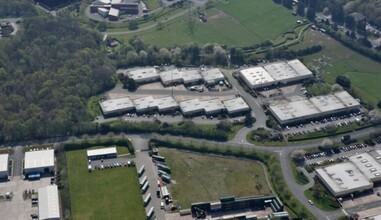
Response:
[239,59,313,89]
[268,91,360,125]
[24,149,55,176]
[38,185,60,220]
[316,151,381,197]
[0,154,8,179]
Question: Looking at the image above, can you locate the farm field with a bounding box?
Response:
[66,150,145,220]
[291,29,381,106]
[159,148,272,209]
[117,0,301,47]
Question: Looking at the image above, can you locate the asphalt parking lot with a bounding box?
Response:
[0,176,51,220]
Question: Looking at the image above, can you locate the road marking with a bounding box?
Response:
[342,209,348,216]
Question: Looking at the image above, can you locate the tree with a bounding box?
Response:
[357,20,367,34]
[377,100,381,109]
[331,6,344,24]
[217,120,232,132]
[306,8,316,21]
[345,15,356,30]
[296,3,305,17]
[282,0,293,9]
[128,20,138,30]
[335,75,351,88]
[244,113,255,127]
[126,78,137,91]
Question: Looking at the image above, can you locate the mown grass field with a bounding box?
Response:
[67,150,145,220]
[118,0,301,47]
[159,148,272,209]
[291,29,381,106]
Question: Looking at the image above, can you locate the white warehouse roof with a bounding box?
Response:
[201,68,225,84]
[182,69,203,84]
[316,162,373,197]
[200,99,225,114]
[25,149,54,170]
[87,147,117,158]
[263,62,299,81]
[349,153,381,182]
[99,97,134,115]
[287,59,313,76]
[179,99,204,115]
[127,67,159,82]
[38,185,60,220]
[223,97,250,114]
[239,67,275,88]
[155,96,179,111]
[0,154,8,173]
[108,8,119,17]
[133,96,157,112]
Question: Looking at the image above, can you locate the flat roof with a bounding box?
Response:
[223,97,250,113]
[38,185,60,220]
[179,98,203,114]
[201,68,225,83]
[25,149,54,170]
[201,99,225,113]
[99,97,134,114]
[0,154,8,173]
[287,59,313,77]
[182,69,203,83]
[159,69,182,83]
[316,162,373,196]
[108,7,119,17]
[132,96,157,111]
[239,67,274,87]
[349,153,381,181]
[111,0,122,4]
[155,96,178,111]
[98,7,109,13]
[263,62,298,81]
[127,67,159,81]
[269,91,360,123]
[87,147,117,158]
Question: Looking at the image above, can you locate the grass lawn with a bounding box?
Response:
[304,180,340,211]
[67,150,145,220]
[290,29,381,106]
[118,0,301,47]
[159,148,272,209]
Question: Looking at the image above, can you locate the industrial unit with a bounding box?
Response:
[200,99,225,115]
[38,185,60,220]
[200,68,225,85]
[0,154,9,179]
[132,96,158,113]
[316,151,381,197]
[223,97,250,115]
[127,67,159,84]
[268,91,360,125]
[179,98,205,116]
[155,96,179,113]
[159,69,202,86]
[99,97,135,116]
[24,149,55,176]
[239,59,313,89]
[90,0,140,20]
[87,147,117,160]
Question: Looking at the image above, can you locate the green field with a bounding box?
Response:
[159,148,272,208]
[118,0,301,47]
[67,150,145,220]
[291,29,381,106]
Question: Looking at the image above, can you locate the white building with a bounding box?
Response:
[160,69,203,86]
[108,8,120,21]
[223,97,250,115]
[38,185,60,220]
[99,97,135,116]
[182,69,203,85]
[24,149,54,175]
[155,96,179,113]
[315,162,373,197]
[201,68,225,85]
[97,8,109,17]
[0,154,8,179]
[200,99,225,115]
[268,91,361,125]
[349,153,381,182]
[127,67,159,84]
[87,147,117,160]
[179,99,204,116]
[133,96,157,113]
[239,59,313,89]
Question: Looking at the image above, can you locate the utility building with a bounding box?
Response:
[24,149,55,176]
[0,154,9,179]
[38,185,60,220]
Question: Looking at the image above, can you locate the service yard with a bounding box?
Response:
[67,150,145,220]
[159,148,272,209]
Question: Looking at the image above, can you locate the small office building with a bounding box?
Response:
[127,67,159,84]
[87,147,117,161]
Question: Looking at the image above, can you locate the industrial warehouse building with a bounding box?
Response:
[99,97,135,116]
[155,96,179,113]
[159,69,203,86]
[201,68,225,85]
[38,185,60,220]
[0,154,9,179]
[239,59,313,89]
[223,97,250,115]
[90,0,140,20]
[127,67,159,84]
[268,91,360,125]
[24,149,55,176]
[87,147,117,160]
[132,96,158,113]
[316,151,381,197]
[201,99,225,115]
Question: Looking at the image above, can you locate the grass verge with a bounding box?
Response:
[304,180,340,211]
